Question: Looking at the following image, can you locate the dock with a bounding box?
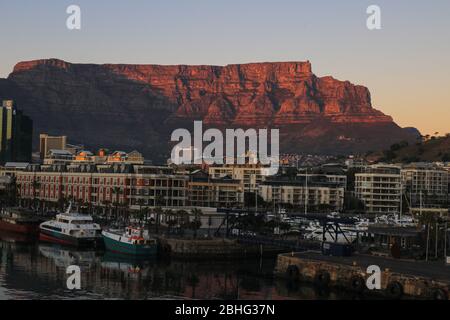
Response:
[275,251,450,299]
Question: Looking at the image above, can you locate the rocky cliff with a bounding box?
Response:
[0,59,417,162]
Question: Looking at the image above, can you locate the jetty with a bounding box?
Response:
[275,251,450,300]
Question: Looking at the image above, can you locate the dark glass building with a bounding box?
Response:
[0,100,33,163]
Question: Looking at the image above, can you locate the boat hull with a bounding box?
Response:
[40,228,103,248]
[102,234,157,256]
[0,219,40,235]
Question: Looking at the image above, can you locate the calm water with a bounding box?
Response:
[0,231,353,300]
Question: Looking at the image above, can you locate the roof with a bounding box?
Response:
[49,149,73,156]
[4,162,30,169]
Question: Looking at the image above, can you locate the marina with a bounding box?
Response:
[0,202,448,300]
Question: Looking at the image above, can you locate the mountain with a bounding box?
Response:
[0,59,418,162]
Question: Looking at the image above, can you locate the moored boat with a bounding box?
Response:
[0,207,43,235]
[102,226,157,256]
[39,204,102,247]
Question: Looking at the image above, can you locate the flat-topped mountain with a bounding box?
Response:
[0,59,418,162]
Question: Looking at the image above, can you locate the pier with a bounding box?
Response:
[275,251,450,299]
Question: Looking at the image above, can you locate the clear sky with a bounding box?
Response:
[0,0,449,135]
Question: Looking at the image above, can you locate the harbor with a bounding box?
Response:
[0,202,448,300]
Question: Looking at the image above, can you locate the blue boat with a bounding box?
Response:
[102,226,157,256]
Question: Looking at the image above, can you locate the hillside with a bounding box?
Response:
[374,135,450,163]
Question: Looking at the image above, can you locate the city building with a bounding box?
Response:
[401,163,449,207]
[15,163,188,210]
[187,171,244,208]
[0,100,33,163]
[355,165,402,215]
[259,176,345,212]
[39,134,67,159]
[208,164,272,193]
[43,149,75,165]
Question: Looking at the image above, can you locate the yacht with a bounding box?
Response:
[39,204,102,247]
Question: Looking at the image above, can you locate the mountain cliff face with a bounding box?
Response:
[0,59,417,162]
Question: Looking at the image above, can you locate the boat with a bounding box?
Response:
[39,203,102,247]
[102,226,157,256]
[0,207,43,235]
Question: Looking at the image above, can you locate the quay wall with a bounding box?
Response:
[158,238,286,259]
[275,252,450,300]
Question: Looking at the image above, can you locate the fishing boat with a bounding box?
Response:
[39,203,102,247]
[102,226,157,256]
[0,207,43,235]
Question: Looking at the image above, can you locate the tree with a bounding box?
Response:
[189,208,203,238]
[154,207,164,234]
[176,209,189,234]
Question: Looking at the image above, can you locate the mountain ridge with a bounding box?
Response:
[0,59,418,162]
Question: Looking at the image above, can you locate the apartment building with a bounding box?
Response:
[401,163,449,207]
[259,176,345,212]
[16,163,188,210]
[208,164,272,192]
[187,172,244,208]
[355,165,402,214]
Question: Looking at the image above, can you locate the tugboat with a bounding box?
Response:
[0,207,43,235]
[39,203,102,247]
[102,226,157,256]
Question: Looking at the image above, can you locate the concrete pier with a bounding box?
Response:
[275,251,450,299]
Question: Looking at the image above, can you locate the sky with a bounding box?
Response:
[0,0,449,135]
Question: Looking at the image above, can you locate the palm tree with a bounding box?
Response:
[32,179,41,210]
[176,209,189,234]
[153,207,164,234]
[189,208,203,239]
[164,209,174,235]
[112,187,123,219]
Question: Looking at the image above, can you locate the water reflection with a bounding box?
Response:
[0,231,354,300]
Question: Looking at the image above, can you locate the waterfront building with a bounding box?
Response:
[0,162,30,177]
[15,163,188,210]
[355,165,402,215]
[297,173,347,190]
[401,163,449,207]
[0,100,33,163]
[187,171,244,208]
[208,164,272,193]
[259,176,345,212]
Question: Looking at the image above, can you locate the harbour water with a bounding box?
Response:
[0,231,355,300]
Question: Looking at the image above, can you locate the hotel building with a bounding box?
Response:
[259,176,345,212]
[15,163,188,210]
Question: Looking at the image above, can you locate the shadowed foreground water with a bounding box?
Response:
[0,232,355,300]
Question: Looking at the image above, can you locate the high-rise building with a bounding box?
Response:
[0,100,33,163]
[39,133,67,159]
